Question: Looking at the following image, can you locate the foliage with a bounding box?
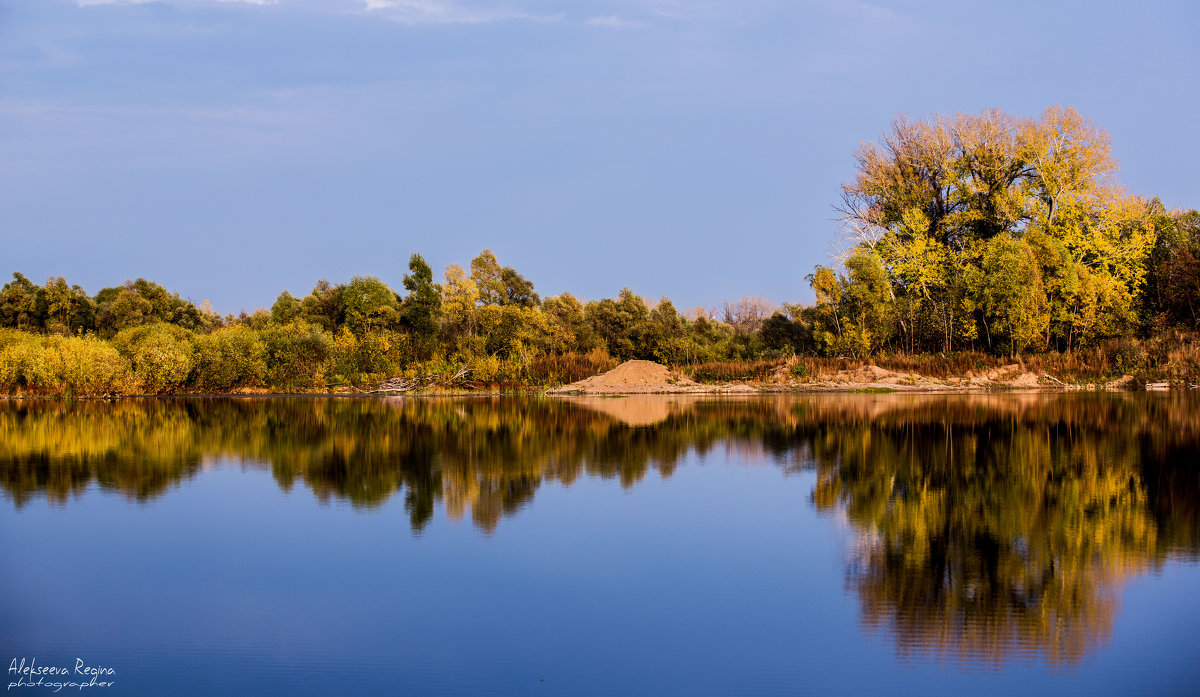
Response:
[192,326,268,392]
[0,273,40,331]
[342,275,401,335]
[299,280,344,332]
[400,254,442,358]
[813,107,1169,357]
[270,291,301,325]
[260,321,331,391]
[94,278,204,337]
[112,323,195,394]
[0,333,129,396]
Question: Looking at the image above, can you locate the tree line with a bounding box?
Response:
[0,250,804,395]
[1,107,1197,395]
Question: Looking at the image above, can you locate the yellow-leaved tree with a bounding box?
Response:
[819,106,1155,354]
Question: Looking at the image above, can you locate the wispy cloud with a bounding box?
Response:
[586,15,646,30]
[363,0,561,25]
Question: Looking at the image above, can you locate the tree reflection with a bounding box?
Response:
[799,394,1197,666]
[1,393,1197,663]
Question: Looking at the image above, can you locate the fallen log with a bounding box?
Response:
[363,367,473,394]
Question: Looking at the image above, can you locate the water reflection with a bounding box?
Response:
[797,394,1200,666]
[2,393,1198,667]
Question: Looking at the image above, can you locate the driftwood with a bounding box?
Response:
[359,366,471,394]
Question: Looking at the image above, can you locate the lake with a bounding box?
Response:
[2,393,1198,695]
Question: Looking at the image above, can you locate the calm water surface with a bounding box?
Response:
[1,393,1198,695]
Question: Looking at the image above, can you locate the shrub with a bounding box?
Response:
[468,354,501,384]
[0,333,128,396]
[192,326,267,392]
[112,323,195,394]
[329,328,406,386]
[54,335,129,396]
[261,321,332,391]
[0,336,56,393]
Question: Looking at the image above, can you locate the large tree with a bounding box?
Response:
[825,106,1155,354]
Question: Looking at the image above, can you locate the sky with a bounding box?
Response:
[1,0,1198,315]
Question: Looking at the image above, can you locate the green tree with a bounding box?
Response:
[36,277,96,335]
[299,280,345,332]
[440,263,479,355]
[470,250,506,306]
[1144,207,1200,330]
[759,311,811,355]
[0,272,41,330]
[93,279,203,337]
[270,291,302,325]
[342,276,399,335]
[94,284,154,337]
[500,267,539,307]
[974,235,1048,354]
[260,321,332,391]
[400,254,442,358]
[585,289,649,361]
[840,253,894,357]
[645,298,686,364]
[542,293,594,354]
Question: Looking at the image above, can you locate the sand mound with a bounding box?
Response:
[548,360,758,395]
[549,360,696,394]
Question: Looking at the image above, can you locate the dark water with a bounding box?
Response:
[2,393,1199,696]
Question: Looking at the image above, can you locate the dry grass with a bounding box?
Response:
[679,332,1200,387]
[529,349,618,386]
[682,359,787,383]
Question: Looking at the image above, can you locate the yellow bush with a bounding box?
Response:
[193,326,267,392]
[0,337,56,392]
[329,328,405,385]
[113,323,195,394]
[53,335,130,396]
[468,354,501,383]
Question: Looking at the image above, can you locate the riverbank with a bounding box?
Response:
[2,348,1195,399]
[544,359,1154,395]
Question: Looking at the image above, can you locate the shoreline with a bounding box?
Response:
[1,381,1183,400]
[2,358,1191,399]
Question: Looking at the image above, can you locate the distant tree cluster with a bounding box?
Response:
[0,250,812,395]
[0,274,208,338]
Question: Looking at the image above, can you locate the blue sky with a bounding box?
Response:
[2,0,1198,314]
